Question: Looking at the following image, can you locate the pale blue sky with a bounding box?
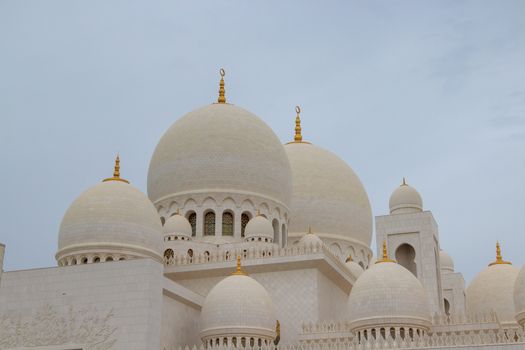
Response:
[1,1,524,282]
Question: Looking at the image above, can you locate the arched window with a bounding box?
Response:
[204,211,215,236]
[106,257,113,262]
[164,249,174,263]
[187,249,193,258]
[395,243,417,277]
[160,216,166,226]
[444,298,451,315]
[272,219,279,244]
[187,212,197,237]
[93,256,100,263]
[241,212,250,237]
[281,223,287,246]
[222,212,234,236]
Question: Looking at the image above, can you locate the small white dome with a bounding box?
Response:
[389,179,423,214]
[440,250,455,273]
[200,263,276,343]
[466,249,519,325]
[514,265,525,326]
[57,180,163,263]
[347,261,431,332]
[345,258,364,278]
[299,229,323,247]
[163,213,192,239]
[285,142,372,246]
[244,215,274,242]
[148,103,293,207]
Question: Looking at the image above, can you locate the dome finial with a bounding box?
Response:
[103,154,130,184]
[346,255,353,263]
[217,68,226,104]
[294,106,302,142]
[489,241,512,266]
[232,255,246,275]
[307,225,313,234]
[402,177,407,186]
[376,240,396,264]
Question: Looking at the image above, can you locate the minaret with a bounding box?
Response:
[376,178,445,315]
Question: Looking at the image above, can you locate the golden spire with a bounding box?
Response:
[232,255,246,275]
[286,106,311,145]
[294,106,302,142]
[376,240,395,264]
[217,68,226,104]
[307,226,313,234]
[402,177,407,186]
[489,241,512,266]
[103,154,129,184]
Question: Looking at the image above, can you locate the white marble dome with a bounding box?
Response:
[514,265,525,326]
[200,265,276,344]
[389,180,423,214]
[244,215,274,242]
[284,142,372,246]
[163,213,192,240]
[56,180,164,264]
[299,230,323,247]
[440,250,454,273]
[148,103,293,208]
[345,258,364,279]
[466,262,519,325]
[347,261,432,332]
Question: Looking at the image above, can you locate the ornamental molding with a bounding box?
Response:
[0,304,117,350]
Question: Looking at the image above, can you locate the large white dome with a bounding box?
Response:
[514,265,525,326]
[148,103,292,208]
[57,180,164,264]
[347,261,431,332]
[200,261,276,344]
[284,142,372,246]
[466,256,518,325]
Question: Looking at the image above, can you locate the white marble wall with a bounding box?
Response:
[0,259,164,350]
[161,294,202,349]
[442,270,466,316]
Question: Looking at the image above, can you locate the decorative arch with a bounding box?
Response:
[330,243,343,258]
[222,197,236,209]
[186,211,197,236]
[241,199,255,211]
[259,202,270,216]
[183,198,197,208]
[202,196,217,207]
[168,201,180,214]
[395,243,417,277]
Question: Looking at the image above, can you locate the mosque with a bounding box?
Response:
[1,70,525,350]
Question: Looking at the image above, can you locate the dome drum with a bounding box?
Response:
[156,192,288,245]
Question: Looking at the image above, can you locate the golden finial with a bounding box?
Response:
[402,177,407,186]
[103,154,129,184]
[175,208,180,215]
[286,106,311,145]
[489,241,512,266]
[376,240,395,264]
[307,226,313,234]
[217,68,226,104]
[232,255,246,275]
[294,106,302,142]
[346,255,353,263]
[256,209,261,216]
